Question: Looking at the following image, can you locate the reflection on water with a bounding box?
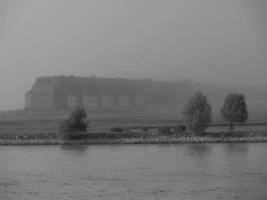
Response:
[186,144,211,156]
[59,145,89,155]
[224,143,249,154]
[0,144,267,200]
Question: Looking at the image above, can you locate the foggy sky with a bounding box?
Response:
[0,0,266,110]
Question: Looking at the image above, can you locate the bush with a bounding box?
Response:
[158,127,172,135]
[158,126,187,136]
[58,107,88,140]
[183,92,212,135]
[172,125,187,133]
[110,127,125,132]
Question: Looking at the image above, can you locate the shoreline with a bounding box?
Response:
[1,136,267,145]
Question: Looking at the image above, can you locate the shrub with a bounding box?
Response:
[141,127,149,132]
[183,92,212,135]
[58,107,88,140]
[172,125,187,133]
[221,93,248,130]
[110,127,124,132]
[158,127,172,135]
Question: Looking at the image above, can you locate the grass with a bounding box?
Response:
[0,108,266,144]
[0,118,266,145]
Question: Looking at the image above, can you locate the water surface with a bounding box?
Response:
[0,144,267,200]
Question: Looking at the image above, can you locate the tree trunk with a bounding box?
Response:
[229,122,234,130]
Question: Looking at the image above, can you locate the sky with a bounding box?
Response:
[0,0,266,110]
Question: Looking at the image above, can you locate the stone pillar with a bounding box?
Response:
[113,94,119,107]
[25,92,32,109]
[97,94,102,108]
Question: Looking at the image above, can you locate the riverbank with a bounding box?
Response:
[1,135,267,145]
[0,119,266,145]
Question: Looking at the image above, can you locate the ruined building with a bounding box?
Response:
[25,75,267,112]
[26,76,191,110]
[25,76,196,110]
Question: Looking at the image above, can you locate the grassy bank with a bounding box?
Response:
[0,136,267,145]
[0,130,267,145]
[0,119,266,145]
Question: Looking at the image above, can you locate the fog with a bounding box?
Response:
[0,0,266,110]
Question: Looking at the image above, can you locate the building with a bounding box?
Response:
[25,76,267,116]
[25,76,158,110]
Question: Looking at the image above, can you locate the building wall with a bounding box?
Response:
[25,92,32,109]
[82,94,99,109]
[101,94,116,108]
[118,95,131,107]
[32,77,55,91]
[134,94,145,106]
[25,90,145,110]
[27,90,55,109]
[67,94,81,109]
[26,76,150,110]
[82,93,145,109]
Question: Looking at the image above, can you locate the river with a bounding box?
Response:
[0,144,266,200]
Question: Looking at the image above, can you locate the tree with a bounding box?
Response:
[183,92,212,135]
[221,93,248,130]
[59,107,88,140]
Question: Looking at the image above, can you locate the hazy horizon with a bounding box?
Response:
[0,0,266,110]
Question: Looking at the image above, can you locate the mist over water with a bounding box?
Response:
[0,0,266,110]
